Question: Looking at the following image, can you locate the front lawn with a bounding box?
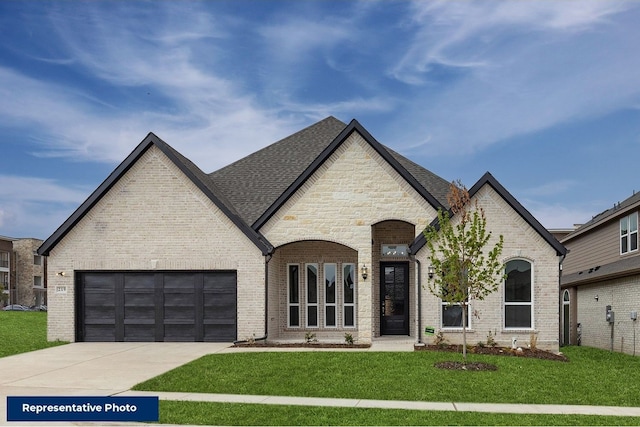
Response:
[159,401,640,426]
[135,346,640,407]
[0,311,67,357]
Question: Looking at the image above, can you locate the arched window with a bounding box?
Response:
[504,259,533,329]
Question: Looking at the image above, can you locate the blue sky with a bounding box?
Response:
[1,1,639,239]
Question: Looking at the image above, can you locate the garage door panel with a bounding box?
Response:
[84,324,116,341]
[164,322,195,341]
[204,324,235,341]
[79,271,236,342]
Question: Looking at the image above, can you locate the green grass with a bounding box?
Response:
[135,346,640,407]
[0,311,67,357]
[159,401,640,426]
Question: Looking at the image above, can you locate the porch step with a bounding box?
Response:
[370,337,415,352]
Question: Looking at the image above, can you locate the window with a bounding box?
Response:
[0,251,8,269]
[343,264,356,328]
[287,264,300,328]
[504,259,533,329]
[441,283,470,328]
[34,255,42,266]
[324,264,337,327]
[34,276,42,287]
[620,213,638,254]
[381,244,408,257]
[306,264,318,328]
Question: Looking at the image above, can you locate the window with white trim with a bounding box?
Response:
[620,212,638,254]
[324,264,337,327]
[287,264,300,328]
[306,264,318,328]
[504,259,533,329]
[343,263,356,328]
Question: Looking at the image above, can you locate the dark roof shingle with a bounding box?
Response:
[209,116,348,226]
[209,116,451,227]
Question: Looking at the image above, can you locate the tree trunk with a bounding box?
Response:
[462,303,467,363]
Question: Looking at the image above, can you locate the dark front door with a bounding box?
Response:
[380,262,409,335]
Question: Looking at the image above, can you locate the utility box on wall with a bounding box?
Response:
[606,305,615,323]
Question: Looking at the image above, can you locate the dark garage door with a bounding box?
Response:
[77,271,237,342]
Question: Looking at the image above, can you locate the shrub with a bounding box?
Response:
[344,333,354,345]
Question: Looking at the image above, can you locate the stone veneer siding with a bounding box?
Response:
[260,133,438,343]
[416,185,562,352]
[47,146,265,342]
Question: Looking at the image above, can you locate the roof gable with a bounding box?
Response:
[251,119,448,230]
[410,172,567,256]
[209,116,348,226]
[38,133,273,256]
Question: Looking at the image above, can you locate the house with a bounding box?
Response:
[38,117,565,350]
[0,235,47,307]
[561,191,640,354]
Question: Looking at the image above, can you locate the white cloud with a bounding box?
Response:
[523,180,577,197]
[384,1,640,155]
[527,202,596,229]
[0,175,92,239]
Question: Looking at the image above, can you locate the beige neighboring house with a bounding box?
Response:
[561,191,640,355]
[38,117,566,350]
[0,235,47,307]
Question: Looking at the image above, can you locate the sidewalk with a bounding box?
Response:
[118,390,640,417]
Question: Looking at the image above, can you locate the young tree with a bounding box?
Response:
[424,180,505,363]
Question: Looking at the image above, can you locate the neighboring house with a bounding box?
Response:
[0,235,47,307]
[38,117,565,350]
[561,191,640,355]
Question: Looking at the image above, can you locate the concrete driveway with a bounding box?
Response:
[0,342,231,423]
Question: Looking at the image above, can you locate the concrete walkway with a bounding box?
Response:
[2,341,640,425]
[116,389,640,417]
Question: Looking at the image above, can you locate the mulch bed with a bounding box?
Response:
[233,342,371,349]
[417,344,569,370]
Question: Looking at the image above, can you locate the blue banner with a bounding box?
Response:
[7,396,159,422]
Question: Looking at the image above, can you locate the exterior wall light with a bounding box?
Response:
[428,266,435,279]
[56,271,66,277]
[361,264,368,280]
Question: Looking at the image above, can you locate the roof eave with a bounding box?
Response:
[38,133,273,257]
[410,172,567,257]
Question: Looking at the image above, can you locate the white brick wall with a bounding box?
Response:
[47,134,561,351]
[416,185,562,352]
[47,146,265,341]
[576,275,640,355]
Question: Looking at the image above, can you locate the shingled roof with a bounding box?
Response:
[209,116,451,228]
[39,117,454,256]
[209,117,348,226]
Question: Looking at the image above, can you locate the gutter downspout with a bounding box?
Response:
[411,254,422,345]
[558,252,567,346]
[233,253,272,345]
[416,258,422,344]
